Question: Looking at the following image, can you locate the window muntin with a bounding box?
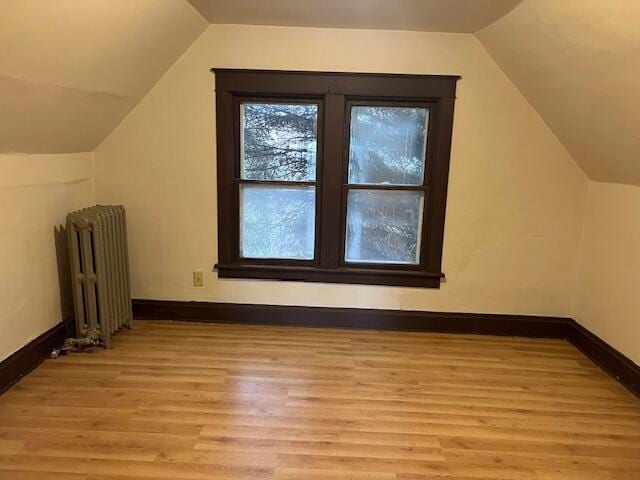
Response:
[238,101,319,260]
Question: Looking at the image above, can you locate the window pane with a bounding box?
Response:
[240,185,315,259]
[345,190,423,264]
[241,103,318,181]
[348,106,428,185]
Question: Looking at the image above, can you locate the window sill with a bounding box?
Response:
[214,263,444,288]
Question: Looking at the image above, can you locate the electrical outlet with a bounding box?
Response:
[193,270,204,287]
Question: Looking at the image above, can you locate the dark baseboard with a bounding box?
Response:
[133,299,640,399]
[0,317,71,396]
[569,322,640,398]
[132,299,574,338]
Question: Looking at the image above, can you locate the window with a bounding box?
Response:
[214,70,459,288]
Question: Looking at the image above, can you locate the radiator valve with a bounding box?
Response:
[50,331,102,359]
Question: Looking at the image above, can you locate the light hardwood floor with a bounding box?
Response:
[0,320,639,479]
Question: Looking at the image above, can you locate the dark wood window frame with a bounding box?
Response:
[213,69,459,288]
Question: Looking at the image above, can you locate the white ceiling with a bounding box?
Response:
[0,0,207,154]
[187,0,522,33]
[477,0,640,185]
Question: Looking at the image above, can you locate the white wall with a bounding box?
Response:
[0,153,94,361]
[95,24,588,317]
[574,182,640,365]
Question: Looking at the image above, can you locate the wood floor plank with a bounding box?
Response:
[0,320,638,479]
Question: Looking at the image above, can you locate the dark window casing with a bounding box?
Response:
[213,69,459,288]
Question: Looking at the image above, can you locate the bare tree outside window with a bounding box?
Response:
[349,107,428,185]
[346,106,429,264]
[346,189,423,264]
[239,103,318,259]
[241,103,318,181]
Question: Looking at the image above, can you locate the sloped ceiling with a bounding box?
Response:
[3,0,638,187]
[0,0,207,154]
[187,0,522,33]
[477,0,640,186]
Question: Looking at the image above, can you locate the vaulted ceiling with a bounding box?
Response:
[186,0,521,33]
[477,0,640,185]
[0,0,207,154]
[2,0,639,186]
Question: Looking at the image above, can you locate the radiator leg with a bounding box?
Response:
[50,330,102,359]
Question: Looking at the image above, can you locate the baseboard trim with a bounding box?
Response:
[569,322,639,398]
[0,318,71,396]
[132,299,574,338]
[133,299,640,399]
